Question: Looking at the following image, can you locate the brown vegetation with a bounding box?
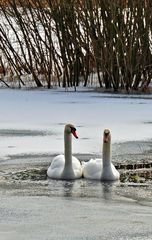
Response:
[0,0,152,92]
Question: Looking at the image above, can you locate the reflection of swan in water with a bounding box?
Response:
[62,181,75,197]
[63,180,87,198]
[47,124,82,180]
[101,182,114,201]
[47,179,84,198]
[83,129,120,181]
[81,180,114,200]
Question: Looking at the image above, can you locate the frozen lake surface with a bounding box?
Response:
[0,176,152,240]
[0,193,152,240]
[0,88,152,240]
[0,88,152,157]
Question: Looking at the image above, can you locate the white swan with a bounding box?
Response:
[47,124,82,180]
[83,129,120,181]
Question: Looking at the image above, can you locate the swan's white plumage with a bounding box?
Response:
[100,163,120,181]
[47,124,82,180]
[47,154,82,179]
[83,129,120,181]
[82,159,102,180]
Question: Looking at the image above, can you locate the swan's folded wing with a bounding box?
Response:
[47,155,65,178]
[101,163,120,181]
[72,156,81,168]
[72,156,83,178]
[111,163,120,180]
[83,158,102,180]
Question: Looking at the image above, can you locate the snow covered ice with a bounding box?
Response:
[0,88,152,240]
[0,88,152,158]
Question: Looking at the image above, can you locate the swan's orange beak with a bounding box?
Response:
[72,130,78,139]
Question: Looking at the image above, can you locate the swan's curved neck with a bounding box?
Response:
[102,141,111,166]
[64,131,72,166]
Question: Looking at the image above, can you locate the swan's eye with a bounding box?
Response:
[70,127,78,138]
[70,127,76,132]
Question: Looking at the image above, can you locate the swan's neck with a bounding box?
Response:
[102,142,111,167]
[64,131,72,167]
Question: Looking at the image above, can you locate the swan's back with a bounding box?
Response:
[71,156,82,177]
[47,155,82,179]
[47,155,64,179]
[83,159,119,181]
[82,158,102,180]
[101,163,120,181]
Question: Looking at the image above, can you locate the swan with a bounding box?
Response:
[83,129,120,181]
[47,124,82,180]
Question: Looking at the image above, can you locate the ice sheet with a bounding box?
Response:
[0,88,152,157]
